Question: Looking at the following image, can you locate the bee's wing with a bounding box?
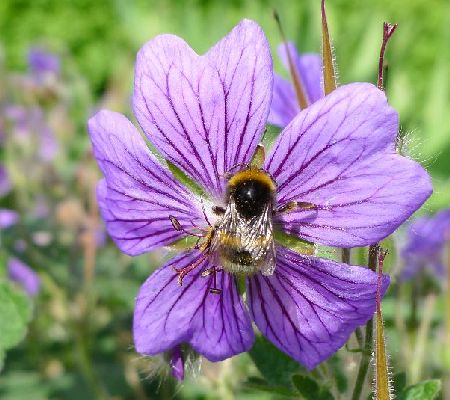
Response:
[249,202,276,275]
[260,240,276,276]
[213,201,276,274]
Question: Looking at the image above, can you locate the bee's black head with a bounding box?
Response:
[229,179,273,219]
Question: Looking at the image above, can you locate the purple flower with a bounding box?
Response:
[400,209,450,281]
[28,47,60,77]
[89,20,431,370]
[268,42,323,128]
[0,165,12,197]
[0,209,19,229]
[3,105,59,162]
[7,257,40,297]
[170,346,184,381]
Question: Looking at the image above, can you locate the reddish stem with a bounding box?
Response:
[378,23,398,90]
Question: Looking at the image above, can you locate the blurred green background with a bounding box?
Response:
[0,0,449,399]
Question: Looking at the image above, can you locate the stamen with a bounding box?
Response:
[276,200,317,214]
[200,198,212,227]
[170,215,182,231]
[273,9,309,109]
[172,253,209,286]
[169,215,203,237]
[201,266,223,295]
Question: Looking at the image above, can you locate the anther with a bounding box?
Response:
[169,215,203,237]
[201,266,222,295]
[172,254,209,286]
[170,215,182,231]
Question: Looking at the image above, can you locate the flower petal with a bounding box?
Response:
[267,74,299,128]
[247,247,389,370]
[89,110,202,256]
[266,83,432,247]
[277,43,323,104]
[205,20,273,173]
[133,19,272,196]
[134,250,254,361]
[170,346,184,380]
[8,257,40,297]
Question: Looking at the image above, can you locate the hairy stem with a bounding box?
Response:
[351,244,378,400]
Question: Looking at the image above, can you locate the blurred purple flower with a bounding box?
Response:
[8,257,40,297]
[32,195,50,219]
[89,20,431,370]
[3,105,58,162]
[400,209,450,281]
[0,165,12,197]
[28,47,60,77]
[0,209,19,229]
[268,42,323,128]
[38,124,59,162]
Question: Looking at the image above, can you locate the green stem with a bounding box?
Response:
[74,292,110,400]
[341,248,351,264]
[354,327,363,349]
[351,244,378,400]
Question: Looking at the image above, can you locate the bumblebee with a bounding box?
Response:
[211,167,277,276]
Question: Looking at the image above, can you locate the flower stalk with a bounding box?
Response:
[321,0,337,95]
[273,9,309,109]
[377,23,398,90]
[374,249,392,400]
[351,245,378,400]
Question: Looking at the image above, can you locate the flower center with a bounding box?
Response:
[170,167,316,293]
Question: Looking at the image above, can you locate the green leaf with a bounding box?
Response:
[397,380,441,400]
[0,349,4,372]
[244,377,297,397]
[393,372,407,395]
[328,355,348,393]
[166,160,205,197]
[274,230,315,255]
[164,236,199,251]
[0,281,33,360]
[248,335,303,387]
[291,374,334,400]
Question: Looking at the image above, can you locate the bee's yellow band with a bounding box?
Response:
[227,168,276,192]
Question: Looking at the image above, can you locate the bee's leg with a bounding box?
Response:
[201,266,223,295]
[275,201,317,214]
